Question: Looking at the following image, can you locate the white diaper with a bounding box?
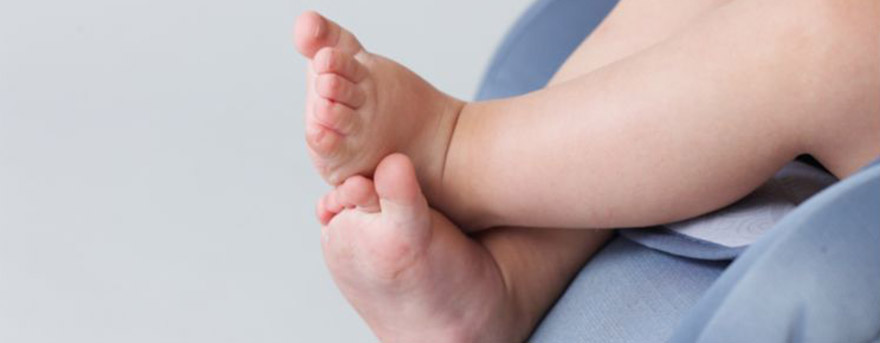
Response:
[669,161,837,248]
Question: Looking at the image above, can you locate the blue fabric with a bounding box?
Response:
[671,161,880,343]
[529,237,729,343]
[529,162,880,343]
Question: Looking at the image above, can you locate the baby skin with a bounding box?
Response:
[297,13,607,342]
[295,11,461,201]
[297,0,880,341]
[316,153,517,342]
[297,12,547,342]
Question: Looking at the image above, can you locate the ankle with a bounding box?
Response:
[413,95,466,208]
[463,243,536,343]
[448,270,526,343]
[428,101,501,231]
[474,231,561,342]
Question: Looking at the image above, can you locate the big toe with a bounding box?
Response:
[374,153,429,224]
[294,11,364,58]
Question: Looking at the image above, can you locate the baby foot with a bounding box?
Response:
[316,154,518,343]
[295,11,464,198]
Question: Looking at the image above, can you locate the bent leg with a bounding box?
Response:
[440,0,880,230]
[549,0,731,85]
[477,0,734,97]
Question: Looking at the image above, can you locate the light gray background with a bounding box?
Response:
[0,0,532,341]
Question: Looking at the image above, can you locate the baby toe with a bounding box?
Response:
[316,193,336,225]
[305,122,344,158]
[315,74,366,109]
[313,47,367,83]
[313,97,358,134]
